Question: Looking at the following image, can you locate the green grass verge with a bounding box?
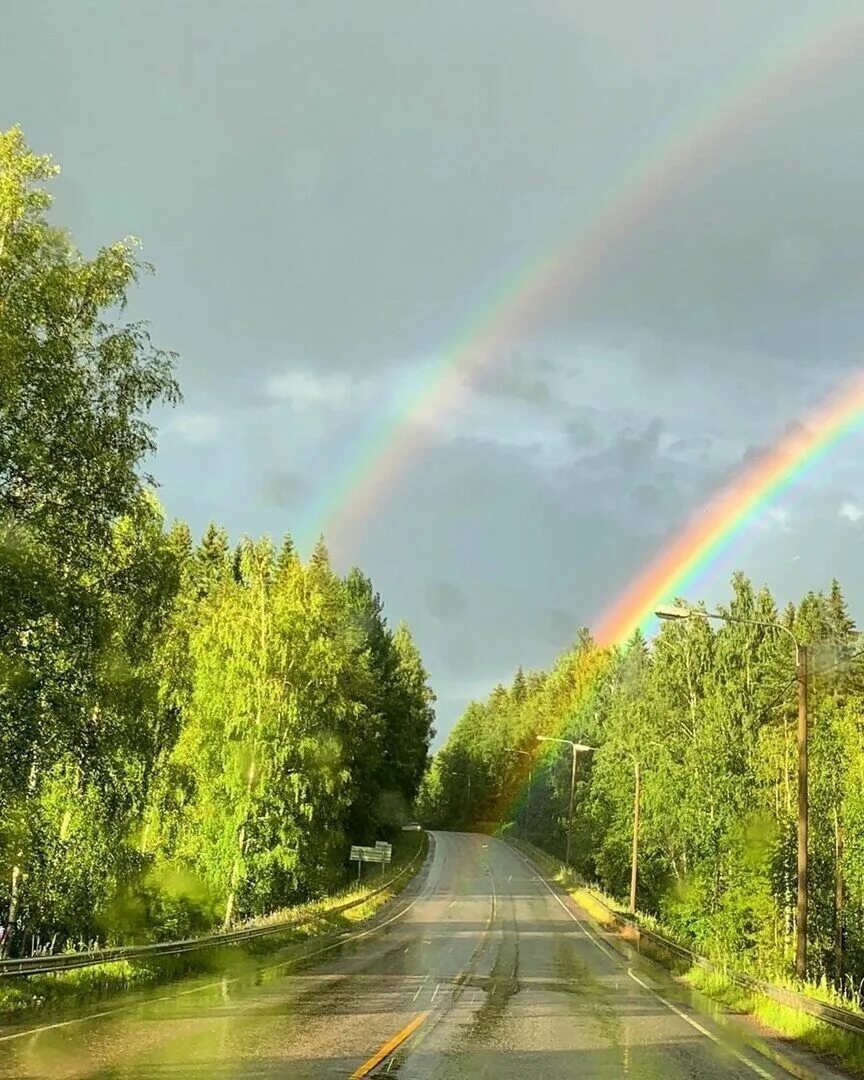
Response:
[505,833,864,1077]
[682,965,864,1077]
[0,830,427,1022]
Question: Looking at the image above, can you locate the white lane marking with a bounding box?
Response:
[627,969,775,1079]
[430,983,440,1004]
[508,845,784,1079]
[520,856,617,963]
[412,974,430,1002]
[0,1007,122,1044]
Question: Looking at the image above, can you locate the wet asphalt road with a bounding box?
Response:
[0,832,847,1078]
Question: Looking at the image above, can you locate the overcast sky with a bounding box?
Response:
[4,1,864,742]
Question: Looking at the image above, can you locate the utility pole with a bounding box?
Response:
[525,760,533,828]
[630,760,641,915]
[536,738,595,870]
[797,643,808,980]
[567,744,577,869]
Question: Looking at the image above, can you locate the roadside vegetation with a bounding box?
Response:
[420,574,864,999]
[508,836,864,1076]
[0,831,427,1020]
[0,126,436,963]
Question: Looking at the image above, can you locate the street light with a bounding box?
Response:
[630,758,641,915]
[505,748,533,830]
[655,601,809,978]
[536,736,596,868]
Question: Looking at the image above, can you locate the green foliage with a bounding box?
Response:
[0,127,435,955]
[424,572,864,991]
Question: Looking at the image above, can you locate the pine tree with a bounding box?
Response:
[276,533,297,571]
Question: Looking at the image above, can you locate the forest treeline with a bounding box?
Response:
[419,574,864,988]
[0,128,435,952]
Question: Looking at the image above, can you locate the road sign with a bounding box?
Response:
[350,845,387,863]
[374,841,392,860]
[350,843,391,880]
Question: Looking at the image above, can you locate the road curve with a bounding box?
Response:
[0,832,847,1078]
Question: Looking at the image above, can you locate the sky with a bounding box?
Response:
[3,1,864,743]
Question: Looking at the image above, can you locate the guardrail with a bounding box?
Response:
[511,837,864,1038]
[0,834,428,979]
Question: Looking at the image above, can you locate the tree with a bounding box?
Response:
[0,126,437,953]
[0,127,178,950]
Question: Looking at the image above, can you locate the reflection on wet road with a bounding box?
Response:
[0,832,844,1077]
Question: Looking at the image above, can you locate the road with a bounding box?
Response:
[0,832,846,1078]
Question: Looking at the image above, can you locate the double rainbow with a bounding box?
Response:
[302,4,862,578]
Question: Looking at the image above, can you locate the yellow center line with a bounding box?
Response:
[350,1011,430,1078]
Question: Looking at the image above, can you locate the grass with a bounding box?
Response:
[684,965,864,1076]
[504,832,864,1077]
[0,830,427,1022]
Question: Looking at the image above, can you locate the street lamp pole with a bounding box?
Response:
[656,603,808,978]
[536,737,595,869]
[630,759,641,915]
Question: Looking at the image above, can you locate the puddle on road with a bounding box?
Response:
[466,937,521,1042]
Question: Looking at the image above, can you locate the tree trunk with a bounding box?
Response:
[225,554,270,928]
[835,807,844,986]
[3,865,21,958]
[224,759,255,929]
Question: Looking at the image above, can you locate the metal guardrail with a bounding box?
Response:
[0,835,428,979]
[511,838,864,1038]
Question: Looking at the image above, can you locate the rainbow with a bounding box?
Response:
[594,373,864,646]
[299,4,863,555]
[495,372,864,824]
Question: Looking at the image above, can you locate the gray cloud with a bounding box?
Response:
[566,410,603,450]
[669,436,712,456]
[5,0,864,743]
[476,353,556,408]
[570,418,665,478]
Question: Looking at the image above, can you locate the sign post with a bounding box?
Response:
[349,843,392,881]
